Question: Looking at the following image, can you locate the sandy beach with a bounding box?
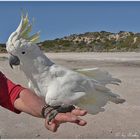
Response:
[0,52,140,139]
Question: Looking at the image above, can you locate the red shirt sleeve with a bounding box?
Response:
[0,71,25,113]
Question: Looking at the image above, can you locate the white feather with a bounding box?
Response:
[75,68,121,85]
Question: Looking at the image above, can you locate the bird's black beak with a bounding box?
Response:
[9,54,20,69]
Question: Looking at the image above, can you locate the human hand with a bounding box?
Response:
[44,108,87,132]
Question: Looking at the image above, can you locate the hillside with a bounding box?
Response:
[1,31,140,53]
[0,44,6,53]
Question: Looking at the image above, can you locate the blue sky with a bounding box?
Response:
[0,1,140,43]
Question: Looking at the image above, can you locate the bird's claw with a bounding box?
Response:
[47,109,58,123]
[47,105,75,123]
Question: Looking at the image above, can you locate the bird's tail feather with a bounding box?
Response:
[94,82,125,104]
[76,82,125,115]
[109,96,125,104]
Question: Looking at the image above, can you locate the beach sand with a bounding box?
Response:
[0,52,140,139]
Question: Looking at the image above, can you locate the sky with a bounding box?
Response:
[0,1,140,43]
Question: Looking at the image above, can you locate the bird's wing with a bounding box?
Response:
[75,67,121,85]
[45,69,125,115]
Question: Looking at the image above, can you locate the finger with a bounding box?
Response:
[45,120,58,132]
[45,123,56,132]
[55,113,87,126]
[55,113,79,123]
[71,109,87,116]
[75,119,87,126]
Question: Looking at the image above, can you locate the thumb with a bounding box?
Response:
[45,119,60,132]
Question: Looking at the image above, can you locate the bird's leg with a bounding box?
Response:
[47,105,75,123]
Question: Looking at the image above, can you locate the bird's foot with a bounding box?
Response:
[47,105,75,123]
[56,105,75,113]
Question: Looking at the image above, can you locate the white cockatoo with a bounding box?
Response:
[6,14,125,120]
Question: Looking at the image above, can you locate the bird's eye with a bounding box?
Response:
[22,51,25,54]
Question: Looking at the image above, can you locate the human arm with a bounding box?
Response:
[14,89,87,132]
[0,71,87,132]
